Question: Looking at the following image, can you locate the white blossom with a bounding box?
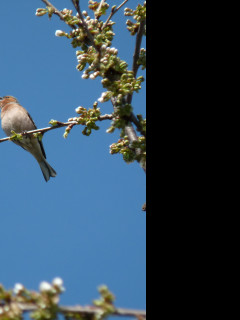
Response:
[52,277,63,287]
[52,277,65,292]
[39,281,52,292]
[13,283,24,295]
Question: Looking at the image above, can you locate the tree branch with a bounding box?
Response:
[35,0,146,172]
[71,0,99,50]
[95,0,106,18]
[132,20,146,79]
[102,0,129,30]
[15,302,146,319]
[110,97,146,173]
[127,20,146,138]
[41,0,68,22]
[127,20,145,107]
[0,114,113,143]
[130,112,146,137]
[40,0,96,51]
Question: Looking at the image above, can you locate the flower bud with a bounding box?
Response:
[101,44,107,52]
[52,277,65,292]
[98,97,104,103]
[75,106,85,114]
[90,71,100,79]
[82,73,89,79]
[39,281,52,292]
[35,8,47,16]
[13,283,24,295]
[106,126,115,133]
[55,30,66,37]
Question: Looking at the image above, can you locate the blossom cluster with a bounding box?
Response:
[36,1,145,106]
[125,2,147,35]
[0,278,64,320]
[66,102,101,137]
[35,0,146,168]
[1,281,120,320]
[110,135,146,167]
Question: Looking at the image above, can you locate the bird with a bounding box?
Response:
[0,95,57,182]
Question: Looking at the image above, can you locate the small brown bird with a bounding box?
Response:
[0,96,57,182]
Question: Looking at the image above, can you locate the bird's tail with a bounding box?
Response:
[39,159,57,182]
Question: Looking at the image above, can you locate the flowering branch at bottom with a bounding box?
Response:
[0,281,146,320]
[15,303,146,319]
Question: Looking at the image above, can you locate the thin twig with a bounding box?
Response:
[102,0,129,30]
[71,0,99,50]
[0,123,64,143]
[0,114,113,143]
[41,0,68,22]
[95,0,106,18]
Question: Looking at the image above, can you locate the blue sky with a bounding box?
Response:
[0,1,146,319]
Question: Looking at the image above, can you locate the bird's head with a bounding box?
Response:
[0,96,19,109]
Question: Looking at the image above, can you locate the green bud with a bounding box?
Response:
[49,119,58,126]
[119,61,128,69]
[82,127,92,136]
[10,131,23,141]
[33,132,43,141]
[47,6,54,18]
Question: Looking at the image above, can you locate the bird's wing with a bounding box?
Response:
[27,111,47,159]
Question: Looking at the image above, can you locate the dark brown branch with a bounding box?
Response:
[132,20,146,78]
[0,114,113,143]
[127,20,146,107]
[127,20,146,138]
